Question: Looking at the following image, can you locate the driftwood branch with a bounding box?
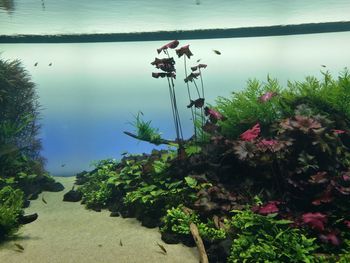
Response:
[190,223,209,263]
[123,131,176,145]
[181,207,209,263]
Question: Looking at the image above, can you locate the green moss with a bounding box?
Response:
[0,186,24,241]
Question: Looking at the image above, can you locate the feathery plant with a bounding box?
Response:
[131,112,163,145]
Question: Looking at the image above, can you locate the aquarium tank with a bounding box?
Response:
[1,1,350,262]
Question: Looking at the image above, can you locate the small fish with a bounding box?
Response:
[121,151,128,156]
[196,59,201,63]
[213,49,221,55]
[14,243,24,251]
[42,195,47,204]
[61,164,66,167]
[98,244,102,247]
[48,63,52,66]
[34,62,38,67]
[156,242,167,254]
[321,64,326,68]
[119,239,123,246]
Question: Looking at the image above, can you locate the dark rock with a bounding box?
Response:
[23,199,31,208]
[44,181,64,192]
[110,211,120,217]
[161,232,180,244]
[63,189,82,202]
[207,237,232,263]
[141,216,159,228]
[18,213,38,225]
[180,235,196,247]
[75,171,89,185]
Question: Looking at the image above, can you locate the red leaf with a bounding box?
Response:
[302,212,327,231]
[331,129,346,135]
[191,64,207,71]
[258,201,280,215]
[319,232,341,246]
[204,107,226,122]
[344,220,350,229]
[240,123,261,141]
[259,91,277,103]
[157,40,179,54]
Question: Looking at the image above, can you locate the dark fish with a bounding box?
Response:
[121,151,128,156]
[98,244,102,247]
[213,49,221,55]
[119,239,123,246]
[196,59,201,63]
[42,195,47,204]
[61,164,65,167]
[156,242,167,254]
[14,243,24,251]
[34,62,38,66]
[49,63,52,66]
[321,65,326,67]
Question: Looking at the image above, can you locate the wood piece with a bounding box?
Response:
[189,223,209,263]
[123,131,176,145]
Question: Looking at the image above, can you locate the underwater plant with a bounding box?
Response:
[0,186,24,241]
[151,40,184,145]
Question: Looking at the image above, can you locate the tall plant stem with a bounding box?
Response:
[184,56,197,140]
[199,68,205,99]
[170,77,184,141]
[167,77,180,142]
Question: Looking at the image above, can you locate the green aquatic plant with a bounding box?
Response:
[228,209,318,263]
[0,186,24,241]
[161,206,226,242]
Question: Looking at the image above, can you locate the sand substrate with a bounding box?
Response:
[0,177,198,263]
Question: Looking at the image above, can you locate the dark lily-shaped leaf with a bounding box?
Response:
[312,187,333,205]
[187,98,205,108]
[233,140,256,160]
[157,40,179,54]
[151,57,175,72]
[259,91,277,103]
[176,44,193,59]
[309,171,329,184]
[240,123,260,141]
[191,64,207,71]
[152,72,176,79]
[302,212,327,231]
[184,72,200,83]
[319,232,341,246]
[204,107,226,123]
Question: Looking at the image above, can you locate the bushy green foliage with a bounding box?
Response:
[79,159,118,209]
[161,206,226,242]
[131,112,163,145]
[0,186,24,240]
[215,77,283,138]
[216,71,350,138]
[227,210,319,263]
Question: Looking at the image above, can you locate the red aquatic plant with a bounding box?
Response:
[259,91,277,103]
[332,129,346,135]
[302,212,327,231]
[319,232,341,246]
[240,123,261,141]
[255,201,280,215]
[204,107,226,123]
[344,220,350,229]
[176,44,193,59]
[157,40,179,54]
[151,57,176,72]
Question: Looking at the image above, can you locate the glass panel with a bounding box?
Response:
[1,0,350,35]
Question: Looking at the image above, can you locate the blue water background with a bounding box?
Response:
[1,32,350,175]
[1,0,350,35]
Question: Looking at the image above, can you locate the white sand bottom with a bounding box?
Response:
[0,177,199,263]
